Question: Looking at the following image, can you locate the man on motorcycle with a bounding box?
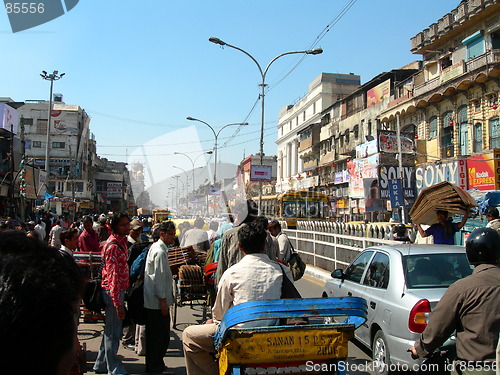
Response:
[410,227,500,375]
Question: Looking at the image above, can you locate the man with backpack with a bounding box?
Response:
[143,221,176,374]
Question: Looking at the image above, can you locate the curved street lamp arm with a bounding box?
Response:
[263,50,315,80]
[215,122,248,138]
[186,116,217,138]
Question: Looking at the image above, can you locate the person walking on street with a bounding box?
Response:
[60,228,79,258]
[268,220,293,264]
[485,206,500,233]
[93,213,130,375]
[181,217,209,252]
[182,221,294,375]
[215,200,277,286]
[49,220,63,248]
[34,219,46,242]
[415,206,470,245]
[410,227,500,375]
[78,215,100,253]
[143,221,176,374]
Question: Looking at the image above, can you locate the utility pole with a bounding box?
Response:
[396,114,407,223]
[40,70,64,183]
[69,144,76,222]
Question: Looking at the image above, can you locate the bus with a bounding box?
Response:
[255,190,331,228]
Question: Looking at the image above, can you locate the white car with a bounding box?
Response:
[322,244,472,374]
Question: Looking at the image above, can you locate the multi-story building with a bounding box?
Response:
[275,0,500,223]
[237,153,277,197]
[94,159,135,215]
[318,66,420,221]
[382,0,500,194]
[19,97,94,216]
[276,73,360,193]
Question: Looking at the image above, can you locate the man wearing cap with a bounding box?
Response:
[128,219,144,247]
[78,216,100,253]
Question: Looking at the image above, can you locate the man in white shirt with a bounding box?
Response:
[182,221,293,375]
[143,221,176,374]
[34,219,46,242]
[268,220,293,264]
[181,217,210,252]
[49,220,63,248]
[59,228,79,258]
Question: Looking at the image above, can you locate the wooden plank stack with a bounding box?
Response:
[169,245,195,273]
[409,181,478,225]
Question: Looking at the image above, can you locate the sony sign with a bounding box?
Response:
[415,159,466,193]
[379,166,416,200]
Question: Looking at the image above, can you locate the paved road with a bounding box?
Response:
[79,269,375,375]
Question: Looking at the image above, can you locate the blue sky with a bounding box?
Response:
[1,0,458,179]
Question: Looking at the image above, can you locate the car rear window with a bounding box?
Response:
[404,253,473,289]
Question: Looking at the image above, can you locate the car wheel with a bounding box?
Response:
[372,330,391,375]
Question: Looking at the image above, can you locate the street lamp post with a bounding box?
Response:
[209,37,322,214]
[173,166,189,207]
[186,117,248,184]
[40,70,65,179]
[174,151,213,194]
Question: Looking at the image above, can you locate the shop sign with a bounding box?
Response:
[334,170,349,184]
[378,166,416,201]
[107,182,122,198]
[415,159,467,193]
[337,199,346,209]
[378,130,415,154]
[388,179,404,208]
[467,153,496,191]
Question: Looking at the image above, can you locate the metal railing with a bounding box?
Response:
[282,221,404,273]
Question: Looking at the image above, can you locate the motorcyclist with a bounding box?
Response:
[410,227,500,375]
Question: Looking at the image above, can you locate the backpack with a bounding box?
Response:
[130,246,149,283]
[127,245,150,325]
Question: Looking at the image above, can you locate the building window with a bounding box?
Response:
[489,117,500,149]
[22,118,33,126]
[491,30,500,50]
[37,119,47,134]
[473,123,483,153]
[441,111,454,159]
[458,105,468,156]
[313,102,316,114]
[52,142,65,149]
[429,116,438,138]
[32,141,42,148]
[440,55,452,70]
[303,112,306,121]
[462,31,485,61]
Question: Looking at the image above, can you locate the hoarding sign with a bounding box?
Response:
[378,130,415,154]
[367,79,390,108]
[364,178,384,212]
[107,182,122,198]
[0,103,19,134]
[388,179,404,208]
[467,153,495,191]
[250,165,272,182]
[379,166,416,201]
[415,159,467,193]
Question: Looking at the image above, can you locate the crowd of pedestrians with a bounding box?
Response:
[1,202,497,375]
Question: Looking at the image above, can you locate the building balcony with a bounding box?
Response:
[319,150,335,166]
[303,159,318,171]
[299,138,313,151]
[414,51,500,98]
[410,0,496,54]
